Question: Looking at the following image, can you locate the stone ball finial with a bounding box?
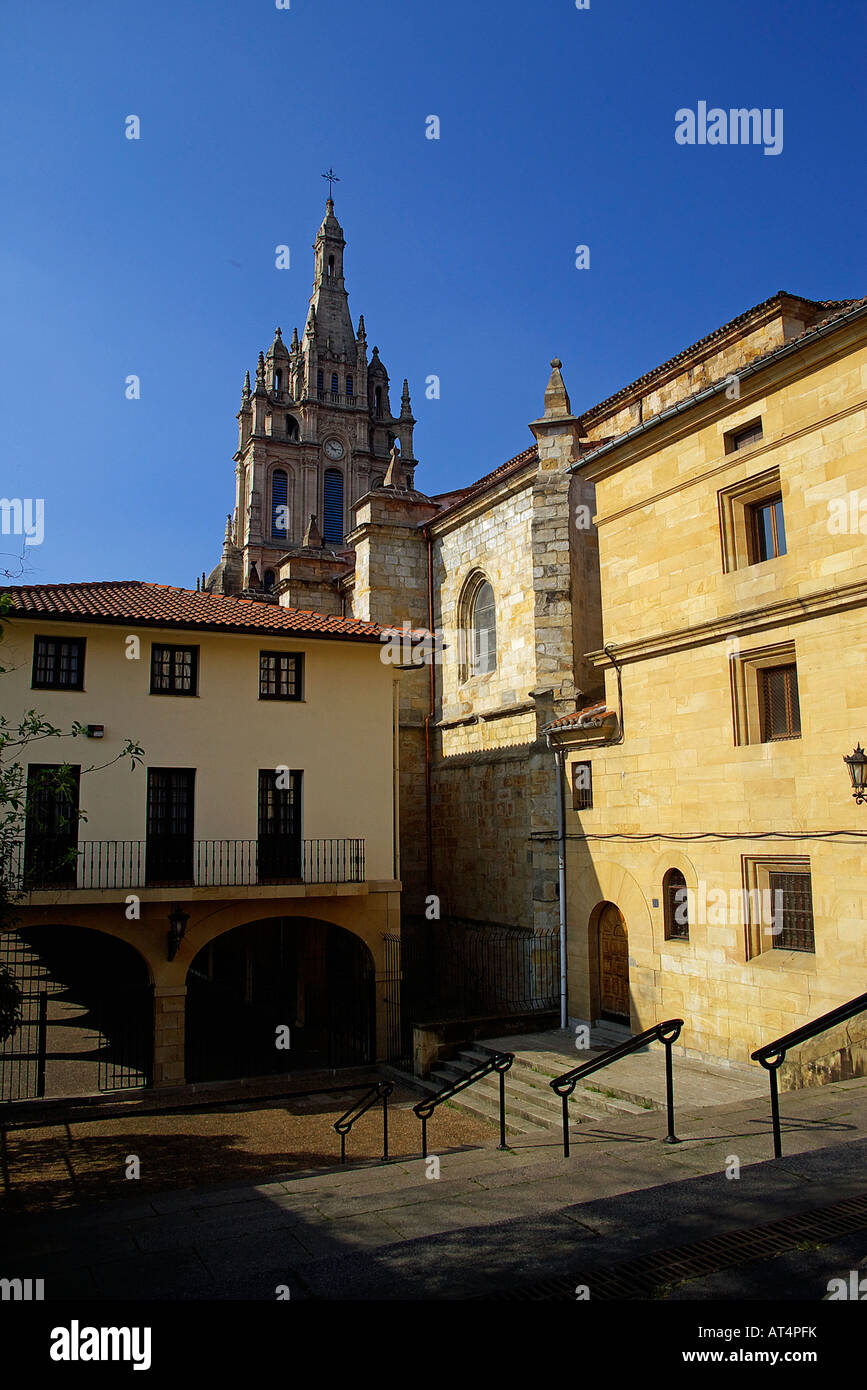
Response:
[551,357,562,369]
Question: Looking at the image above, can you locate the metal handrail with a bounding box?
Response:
[549,1019,684,1157]
[413,1052,514,1158]
[334,1081,393,1165]
[751,990,867,1158]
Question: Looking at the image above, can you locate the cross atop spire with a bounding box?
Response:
[321,168,340,198]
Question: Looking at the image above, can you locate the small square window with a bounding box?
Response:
[726,419,763,453]
[32,635,85,690]
[150,644,198,696]
[259,651,303,700]
[572,762,593,810]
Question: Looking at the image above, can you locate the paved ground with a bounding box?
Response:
[0,1084,490,1214]
[4,1074,866,1300]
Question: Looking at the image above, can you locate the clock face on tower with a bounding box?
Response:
[323,438,344,460]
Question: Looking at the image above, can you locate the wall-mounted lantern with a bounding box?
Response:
[167,905,190,961]
[843,744,867,804]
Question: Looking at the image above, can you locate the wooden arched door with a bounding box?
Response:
[598,903,630,1023]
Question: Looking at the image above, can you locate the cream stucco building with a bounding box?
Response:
[0,583,401,1094]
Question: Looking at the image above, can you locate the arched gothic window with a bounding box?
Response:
[286,415,299,441]
[270,470,289,540]
[323,469,344,546]
[459,573,497,680]
[471,580,497,675]
[331,372,339,394]
[663,869,690,941]
[346,374,354,398]
[263,569,276,593]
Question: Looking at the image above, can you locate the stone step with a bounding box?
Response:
[429,1046,649,1131]
[504,1050,660,1115]
[411,1074,540,1137]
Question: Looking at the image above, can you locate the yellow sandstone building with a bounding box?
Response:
[548,294,867,1081]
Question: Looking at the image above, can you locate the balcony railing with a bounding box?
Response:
[4,838,365,892]
[316,390,357,407]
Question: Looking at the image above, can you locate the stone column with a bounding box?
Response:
[152,985,186,1087]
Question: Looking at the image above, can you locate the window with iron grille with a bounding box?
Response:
[768,871,814,952]
[748,494,786,561]
[346,374,354,398]
[32,635,85,690]
[150,644,198,696]
[259,651,302,700]
[759,663,800,741]
[572,762,593,810]
[663,868,689,941]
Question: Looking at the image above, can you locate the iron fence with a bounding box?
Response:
[384,918,560,1069]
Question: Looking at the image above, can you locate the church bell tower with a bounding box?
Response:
[206,197,418,597]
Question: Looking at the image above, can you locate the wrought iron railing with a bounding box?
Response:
[334,1081,393,1164]
[752,991,867,1158]
[413,1051,514,1158]
[549,1019,684,1157]
[383,922,559,1071]
[5,838,365,892]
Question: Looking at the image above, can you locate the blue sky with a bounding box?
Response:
[1,0,863,587]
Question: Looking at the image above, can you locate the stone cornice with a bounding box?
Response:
[588,576,867,666]
[576,310,867,485]
[595,395,867,527]
[426,464,535,539]
[438,699,537,730]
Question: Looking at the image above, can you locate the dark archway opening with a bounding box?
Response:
[185,917,374,1083]
[0,927,152,1100]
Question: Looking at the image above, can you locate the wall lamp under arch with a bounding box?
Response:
[843,744,867,804]
[167,905,190,961]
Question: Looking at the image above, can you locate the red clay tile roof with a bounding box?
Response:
[544,702,615,733]
[1,581,387,643]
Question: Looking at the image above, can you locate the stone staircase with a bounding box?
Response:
[411,1023,767,1137]
[414,1025,654,1137]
